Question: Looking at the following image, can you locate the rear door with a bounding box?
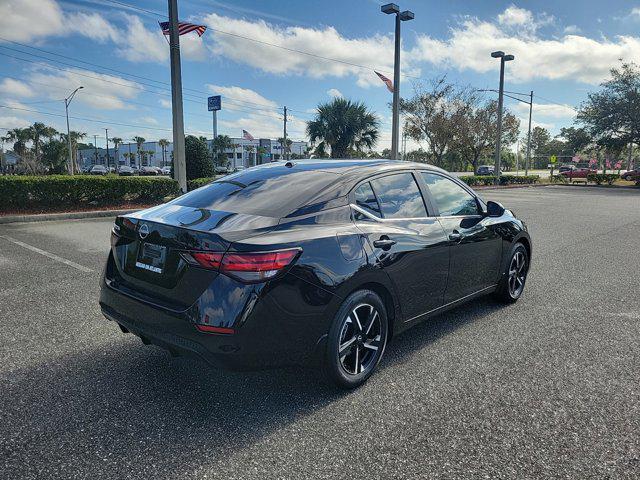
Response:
[418,171,502,302]
[352,172,449,321]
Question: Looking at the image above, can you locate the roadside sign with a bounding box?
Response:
[550,155,557,164]
[208,95,221,111]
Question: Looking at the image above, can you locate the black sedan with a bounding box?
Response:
[100,160,531,388]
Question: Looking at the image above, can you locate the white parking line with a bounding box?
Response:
[0,235,93,273]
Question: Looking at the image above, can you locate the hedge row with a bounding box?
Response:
[460,175,540,186]
[587,173,619,185]
[0,175,180,209]
[187,177,216,191]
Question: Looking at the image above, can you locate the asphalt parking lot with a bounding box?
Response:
[1,185,639,479]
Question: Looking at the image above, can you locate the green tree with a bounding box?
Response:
[4,127,31,156]
[158,138,169,167]
[211,135,234,166]
[111,137,123,165]
[578,61,640,169]
[277,137,292,159]
[185,135,213,180]
[28,122,57,160]
[133,136,145,167]
[244,145,255,165]
[558,127,591,154]
[306,98,379,158]
[41,139,68,174]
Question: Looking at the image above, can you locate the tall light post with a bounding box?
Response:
[64,86,83,175]
[491,51,514,184]
[168,0,187,193]
[381,3,414,160]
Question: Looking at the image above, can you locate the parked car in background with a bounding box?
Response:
[214,165,231,175]
[621,167,640,181]
[160,166,172,176]
[233,165,246,173]
[139,166,160,176]
[559,166,596,178]
[558,165,575,173]
[81,166,92,174]
[89,165,108,176]
[108,166,116,174]
[476,165,495,175]
[118,165,135,176]
[101,159,532,389]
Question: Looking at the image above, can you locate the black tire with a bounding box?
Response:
[322,290,388,389]
[494,243,529,303]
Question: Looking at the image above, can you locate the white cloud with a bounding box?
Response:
[513,101,576,119]
[412,7,640,84]
[140,116,159,125]
[159,99,172,108]
[498,6,533,26]
[202,13,416,87]
[0,0,64,42]
[0,116,31,131]
[0,79,35,98]
[631,7,640,18]
[67,12,120,43]
[206,84,278,110]
[28,67,142,110]
[563,25,581,34]
[327,88,343,98]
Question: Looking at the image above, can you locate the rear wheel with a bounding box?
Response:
[494,243,529,303]
[323,290,388,389]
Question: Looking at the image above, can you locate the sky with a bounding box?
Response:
[1,0,640,151]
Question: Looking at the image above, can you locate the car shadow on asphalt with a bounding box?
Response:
[1,297,504,478]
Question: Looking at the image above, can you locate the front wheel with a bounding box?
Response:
[323,290,388,389]
[494,243,529,303]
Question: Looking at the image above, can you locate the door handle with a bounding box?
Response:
[373,237,396,249]
[449,230,462,243]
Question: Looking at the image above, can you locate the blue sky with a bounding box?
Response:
[1,0,640,151]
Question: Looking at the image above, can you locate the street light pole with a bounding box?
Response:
[491,51,514,184]
[382,3,414,160]
[168,0,187,193]
[105,128,110,171]
[64,86,83,175]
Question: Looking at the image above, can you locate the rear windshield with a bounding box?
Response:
[173,164,342,217]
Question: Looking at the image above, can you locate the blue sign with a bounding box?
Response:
[208,95,221,111]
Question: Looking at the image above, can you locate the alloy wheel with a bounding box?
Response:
[338,303,383,376]
[508,251,527,298]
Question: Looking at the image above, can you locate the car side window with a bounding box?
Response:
[369,173,427,219]
[354,182,382,218]
[421,172,480,217]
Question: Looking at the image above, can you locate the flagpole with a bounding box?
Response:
[168,0,187,193]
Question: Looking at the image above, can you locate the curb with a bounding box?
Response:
[0,209,140,225]
[474,183,551,191]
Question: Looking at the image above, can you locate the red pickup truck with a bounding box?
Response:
[559,166,597,178]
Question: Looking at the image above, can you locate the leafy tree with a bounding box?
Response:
[277,137,292,159]
[41,139,68,174]
[578,62,640,169]
[28,122,57,160]
[455,100,520,174]
[111,137,123,165]
[558,127,591,154]
[4,128,31,156]
[185,135,213,180]
[400,78,475,168]
[244,145,255,165]
[307,98,379,158]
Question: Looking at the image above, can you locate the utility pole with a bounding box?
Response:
[105,128,110,171]
[525,90,533,176]
[64,86,83,174]
[381,4,414,160]
[168,0,187,193]
[283,106,288,161]
[93,135,98,164]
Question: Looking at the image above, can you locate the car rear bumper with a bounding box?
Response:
[99,272,334,370]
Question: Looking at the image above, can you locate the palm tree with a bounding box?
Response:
[211,135,234,166]
[27,122,57,160]
[133,136,145,167]
[158,138,169,167]
[277,137,293,160]
[5,128,31,156]
[306,98,380,158]
[111,137,123,165]
[244,145,255,166]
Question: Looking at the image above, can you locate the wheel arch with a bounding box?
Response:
[344,281,399,339]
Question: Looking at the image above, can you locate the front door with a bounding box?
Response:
[418,172,502,302]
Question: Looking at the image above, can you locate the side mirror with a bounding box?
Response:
[486,200,505,217]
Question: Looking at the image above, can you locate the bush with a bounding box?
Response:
[549,174,568,184]
[0,175,180,210]
[185,135,213,180]
[587,173,619,185]
[460,175,539,187]
[187,177,216,191]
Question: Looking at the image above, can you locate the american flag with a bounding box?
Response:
[374,71,394,93]
[159,21,207,37]
[242,130,255,141]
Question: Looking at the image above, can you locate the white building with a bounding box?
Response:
[78,137,309,169]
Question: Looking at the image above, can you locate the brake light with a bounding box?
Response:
[182,248,300,283]
[195,324,235,334]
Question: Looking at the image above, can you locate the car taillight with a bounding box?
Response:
[182,248,300,283]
